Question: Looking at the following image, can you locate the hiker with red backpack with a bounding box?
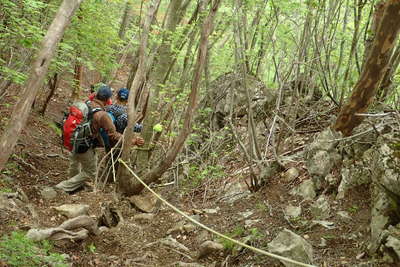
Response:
[56,85,144,193]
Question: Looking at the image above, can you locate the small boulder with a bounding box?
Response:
[196,230,210,244]
[203,208,219,214]
[198,241,224,259]
[285,205,302,218]
[337,211,351,222]
[160,236,190,252]
[221,182,251,203]
[239,211,254,219]
[290,180,316,200]
[284,168,300,182]
[310,196,330,219]
[129,194,158,213]
[54,204,89,218]
[267,229,314,267]
[173,262,204,267]
[134,213,155,222]
[40,187,57,200]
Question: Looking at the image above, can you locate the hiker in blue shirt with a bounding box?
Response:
[100,88,143,152]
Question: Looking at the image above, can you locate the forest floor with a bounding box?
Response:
[0,75,396,267]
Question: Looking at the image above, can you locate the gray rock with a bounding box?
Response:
[239,210,254,219]
[183,223,196,232]
[319,238,327,248]
[386,236,400,259]
[196,230,210,244]
[306,128,340,152]
[311,220,335,230]
[172,262,204,267]
[54,204,89,218]
[290,180,316,200]
[284,168,300,182]
[267,229,314,267]
[203,208,219,214]
[310,195,330,219]
[160,236,190,252]
[305,128,342,190]
[198,241,224,259]
[99,226,109,234]
[167,220,196,234]
[221,182,251,204]
[129,195,158,213]
[337,211,351,222]
[285,205,302,218]
[190,215,201,222]
[337,151,373,199]
[41,187,57,200]
[245,219,260,228]
[133,213,155,222]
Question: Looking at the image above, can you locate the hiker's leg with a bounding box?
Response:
[55,148,95,192]
[68,153,80,178]
[81,147,97,182]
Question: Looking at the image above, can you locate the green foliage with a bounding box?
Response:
[87,243,96,254]
[217,226,265,252]
[186,164,225,188]
[0,0,48,84]
[53,0,124,79]
[48,122,62,137]
[348,205,359,214]
[218,225,245,251]
[0,231,68,267]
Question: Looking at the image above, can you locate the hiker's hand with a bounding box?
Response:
[132,137,144,146]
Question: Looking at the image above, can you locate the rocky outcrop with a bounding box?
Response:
[268,229,314,267]
[305,128,342,191]
[290,179,316,200]
[368,134,400,259]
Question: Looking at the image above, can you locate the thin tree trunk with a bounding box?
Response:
[116,0,161,195]
[135,0,196,170]
[334,0,400,136]
[377,42,400,101]
[121,0,221,195]
[119,0,133,40]
[0,0,84,171]
[40,73,60,115]
[361,0,385,71]
[71,59,83,100]
[339,0,366,105]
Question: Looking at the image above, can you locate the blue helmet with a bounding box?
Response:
[96,85,112,101]
[117,88,129,101]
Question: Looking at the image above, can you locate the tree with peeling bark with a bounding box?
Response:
[0,0,84,172]
[333,0,400,136]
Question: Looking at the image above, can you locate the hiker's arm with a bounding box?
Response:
[99,113,122,143]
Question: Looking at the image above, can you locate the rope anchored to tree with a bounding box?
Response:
[119,159,317,267]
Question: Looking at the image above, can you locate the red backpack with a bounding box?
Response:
[62,101,101,153]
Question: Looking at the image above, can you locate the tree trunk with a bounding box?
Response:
[377,42,400,101]
[40,73,60,115]
[339,0,366,105]
[135,0,189,171]
[119,0,133,40]
[120,0,221,195]
[71,60,83,100]
[116,0,161,195]
[0,0,84,171]
[333,0,400,136]
[361,0,385,71]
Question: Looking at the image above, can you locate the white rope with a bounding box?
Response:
[119,159,317,267]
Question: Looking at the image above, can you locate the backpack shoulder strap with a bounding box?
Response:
[85,100,103,120]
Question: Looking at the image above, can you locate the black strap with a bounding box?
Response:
[85,100,103,121]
